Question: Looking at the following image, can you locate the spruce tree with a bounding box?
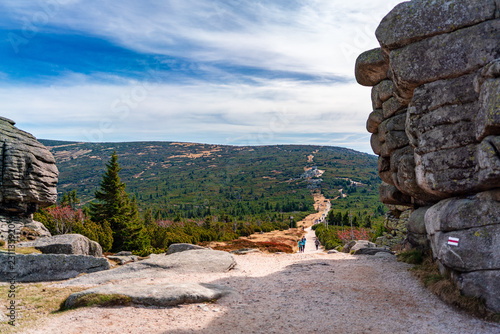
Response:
[90,152,149,252]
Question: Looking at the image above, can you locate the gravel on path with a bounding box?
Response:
[22,250,500,334]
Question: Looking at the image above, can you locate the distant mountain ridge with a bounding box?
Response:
[39,140,381,221]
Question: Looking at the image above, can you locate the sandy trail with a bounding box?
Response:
[22,250,500,334]
[301,227,323,254]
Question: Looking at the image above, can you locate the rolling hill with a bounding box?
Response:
[39,140,383,223]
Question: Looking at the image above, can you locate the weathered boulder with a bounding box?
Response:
[355,48,388,87]
[0,117,58,243]
[0,216,51,241]
[341,240,356,253]
[114,251,133,256]
[379,182,411,206]
[107,255,140,265]
[64,282,234,309]
[344,240,393,255]
[0,117,58,215]
[376,0,497,50]
[0,253,110,282]
[457,270,500,314]
[166,243,205,255]
[406,207,429,249]
[61,249,237,286]
[475,59,500,140]
[17,234,102,257]
[389,20,500,95]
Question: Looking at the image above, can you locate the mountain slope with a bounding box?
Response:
[39,140,382,221]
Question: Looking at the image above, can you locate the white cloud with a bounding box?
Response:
[0,0,403,153]
[1,79,374,152]
[3,0,401,77]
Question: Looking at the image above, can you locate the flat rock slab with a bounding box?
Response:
[64,282,234,309]
[61,249,236,286]
[0,253,110,282]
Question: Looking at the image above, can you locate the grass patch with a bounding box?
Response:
[0,283,85,333]
[60,293,131,311]
[397,249,424,265]
[409,255,499,322]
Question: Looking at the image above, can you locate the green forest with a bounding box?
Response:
[36,140,384,254]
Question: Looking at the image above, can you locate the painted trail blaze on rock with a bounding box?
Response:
[355,0,500,313]
[447,237,459,246]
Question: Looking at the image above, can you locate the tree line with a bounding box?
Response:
[35,152,312,255]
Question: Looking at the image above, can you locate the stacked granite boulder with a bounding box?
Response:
[0,117,58,241]
[355,0,500,312]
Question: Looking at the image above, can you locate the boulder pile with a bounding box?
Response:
[355,0,500,312]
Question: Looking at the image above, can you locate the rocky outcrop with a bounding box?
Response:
[356,0,500,312]
[0,117,58,241]
[0,253,110,282]
[17,234,103,257]
[64,282,234,309]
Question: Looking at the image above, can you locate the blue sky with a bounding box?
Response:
[0,0,401,153]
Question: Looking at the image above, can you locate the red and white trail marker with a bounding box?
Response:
[447,237,459,246]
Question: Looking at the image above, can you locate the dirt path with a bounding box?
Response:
[302,227,323,254]
[22,252,500,334]
[297,192,330,228]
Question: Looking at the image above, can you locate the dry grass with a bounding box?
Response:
[408,255,499,322]
[0,283,86,333]
[0,247,41,255]
[205,228,305,253]
[61,293,131,310]
[208,238,294,253]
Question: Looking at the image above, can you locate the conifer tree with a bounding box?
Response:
[90,152,149,252]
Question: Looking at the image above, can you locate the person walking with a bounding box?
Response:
[315,238,320,250]
[301,236,306,252]
[298,239,302,253]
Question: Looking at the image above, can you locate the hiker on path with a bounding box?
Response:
[301,236,306,252]
[315,238,320,250]
[298,239,303,253]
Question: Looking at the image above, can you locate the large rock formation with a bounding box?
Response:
[0,117,58,241]
[355,0,500,313]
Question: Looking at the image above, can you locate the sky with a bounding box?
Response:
[0,0,402,154]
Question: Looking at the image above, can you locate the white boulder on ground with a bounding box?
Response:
[16,234,103,257]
